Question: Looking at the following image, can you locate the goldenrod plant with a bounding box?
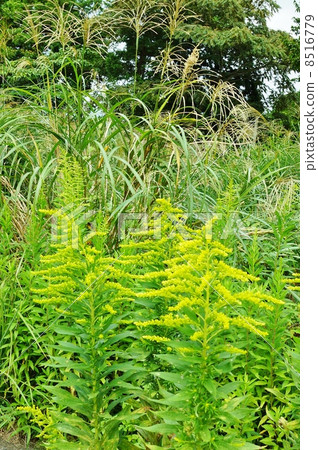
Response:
[15,199,299,448]
[118,200,286,447]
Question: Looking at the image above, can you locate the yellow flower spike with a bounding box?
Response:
[217,261,259,282]
[119,319,134,325]
[210,248,230,257]
[85,273,97,285]
[177,347,193,353]
[135,314,191,328]
[211,241,233,254]
[258,293,284,305]
[282,278,300,284]
[75,318,87,324]
[54,308,70,316]
[212,311,230,329]
[223,345,247,355]
[231,317,268,336]
[38,208,58,215]
[34,297,64,305]
[17,406,62,440]
[190,331,204,341]
[213,282,240,305]
[289,286,300,291]
[86,254,95,264]
[103,304,117,315]
[142,335,170,343]
[282,273,300,291]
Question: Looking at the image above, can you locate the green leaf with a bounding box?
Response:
[213,438,260,449]
[53,325,81,336]
[46,356,89,371]
[153,411,187,422]
[152,391,193,407]
[56,423,93,443]
[216,381,243,399]
[203,379,217,399]
[215,359,233,373]
[138,423,177,434]
[199,426,211,443]
[151,371,188,388]
[221,395,249,412]
[154,353,200,369]
[52,341,87,355]
[265,388,288,403]
[45,386,91,418]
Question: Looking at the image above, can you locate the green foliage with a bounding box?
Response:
[119,200,286,447]
[0,4,299,445]
[268,91,300,133]
[29,244,142,448]
[10,198,299,448]
[1,0,299,110]
[0,200,49,441]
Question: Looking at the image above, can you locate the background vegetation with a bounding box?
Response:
[0,0,299,448]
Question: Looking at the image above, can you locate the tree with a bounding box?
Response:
[1,0,299,112]
[106,0,299,111]
[183,0,299,110]
[0,0,110,89]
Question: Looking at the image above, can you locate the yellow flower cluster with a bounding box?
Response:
[75,318,87,324]
[235,290,284,310]
[235,291,273,311]
[17,406,61,440]
[282,273,300,291]
[222,345,247,355]
[212,311,230,329]
[213,282,241,305]
[177,347,194,353]
[231,316,267,336]
[190,331,204,341]
[86,254,96,264]
[84,246,102,254]
[210,247,231,257]
[34,261,85,276]
[211,241,232,254]
[34,296,65,305]
[168,296,204,312]
[119,253,160,266]
[124,200,280,351]
[55,307,71,315]
[258,293,284,305]
[135,313,192,328]
[217,261,259,282]
[103,304,117,315]
[133,270,167,280]
[282,277,300,284]
[153,198,183,214]
[39,208,58,215]
[105,282,135,297]
[32,280,77,295]
[83,272,96,286]
[142,335,170,343]
[17,405,50,427]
